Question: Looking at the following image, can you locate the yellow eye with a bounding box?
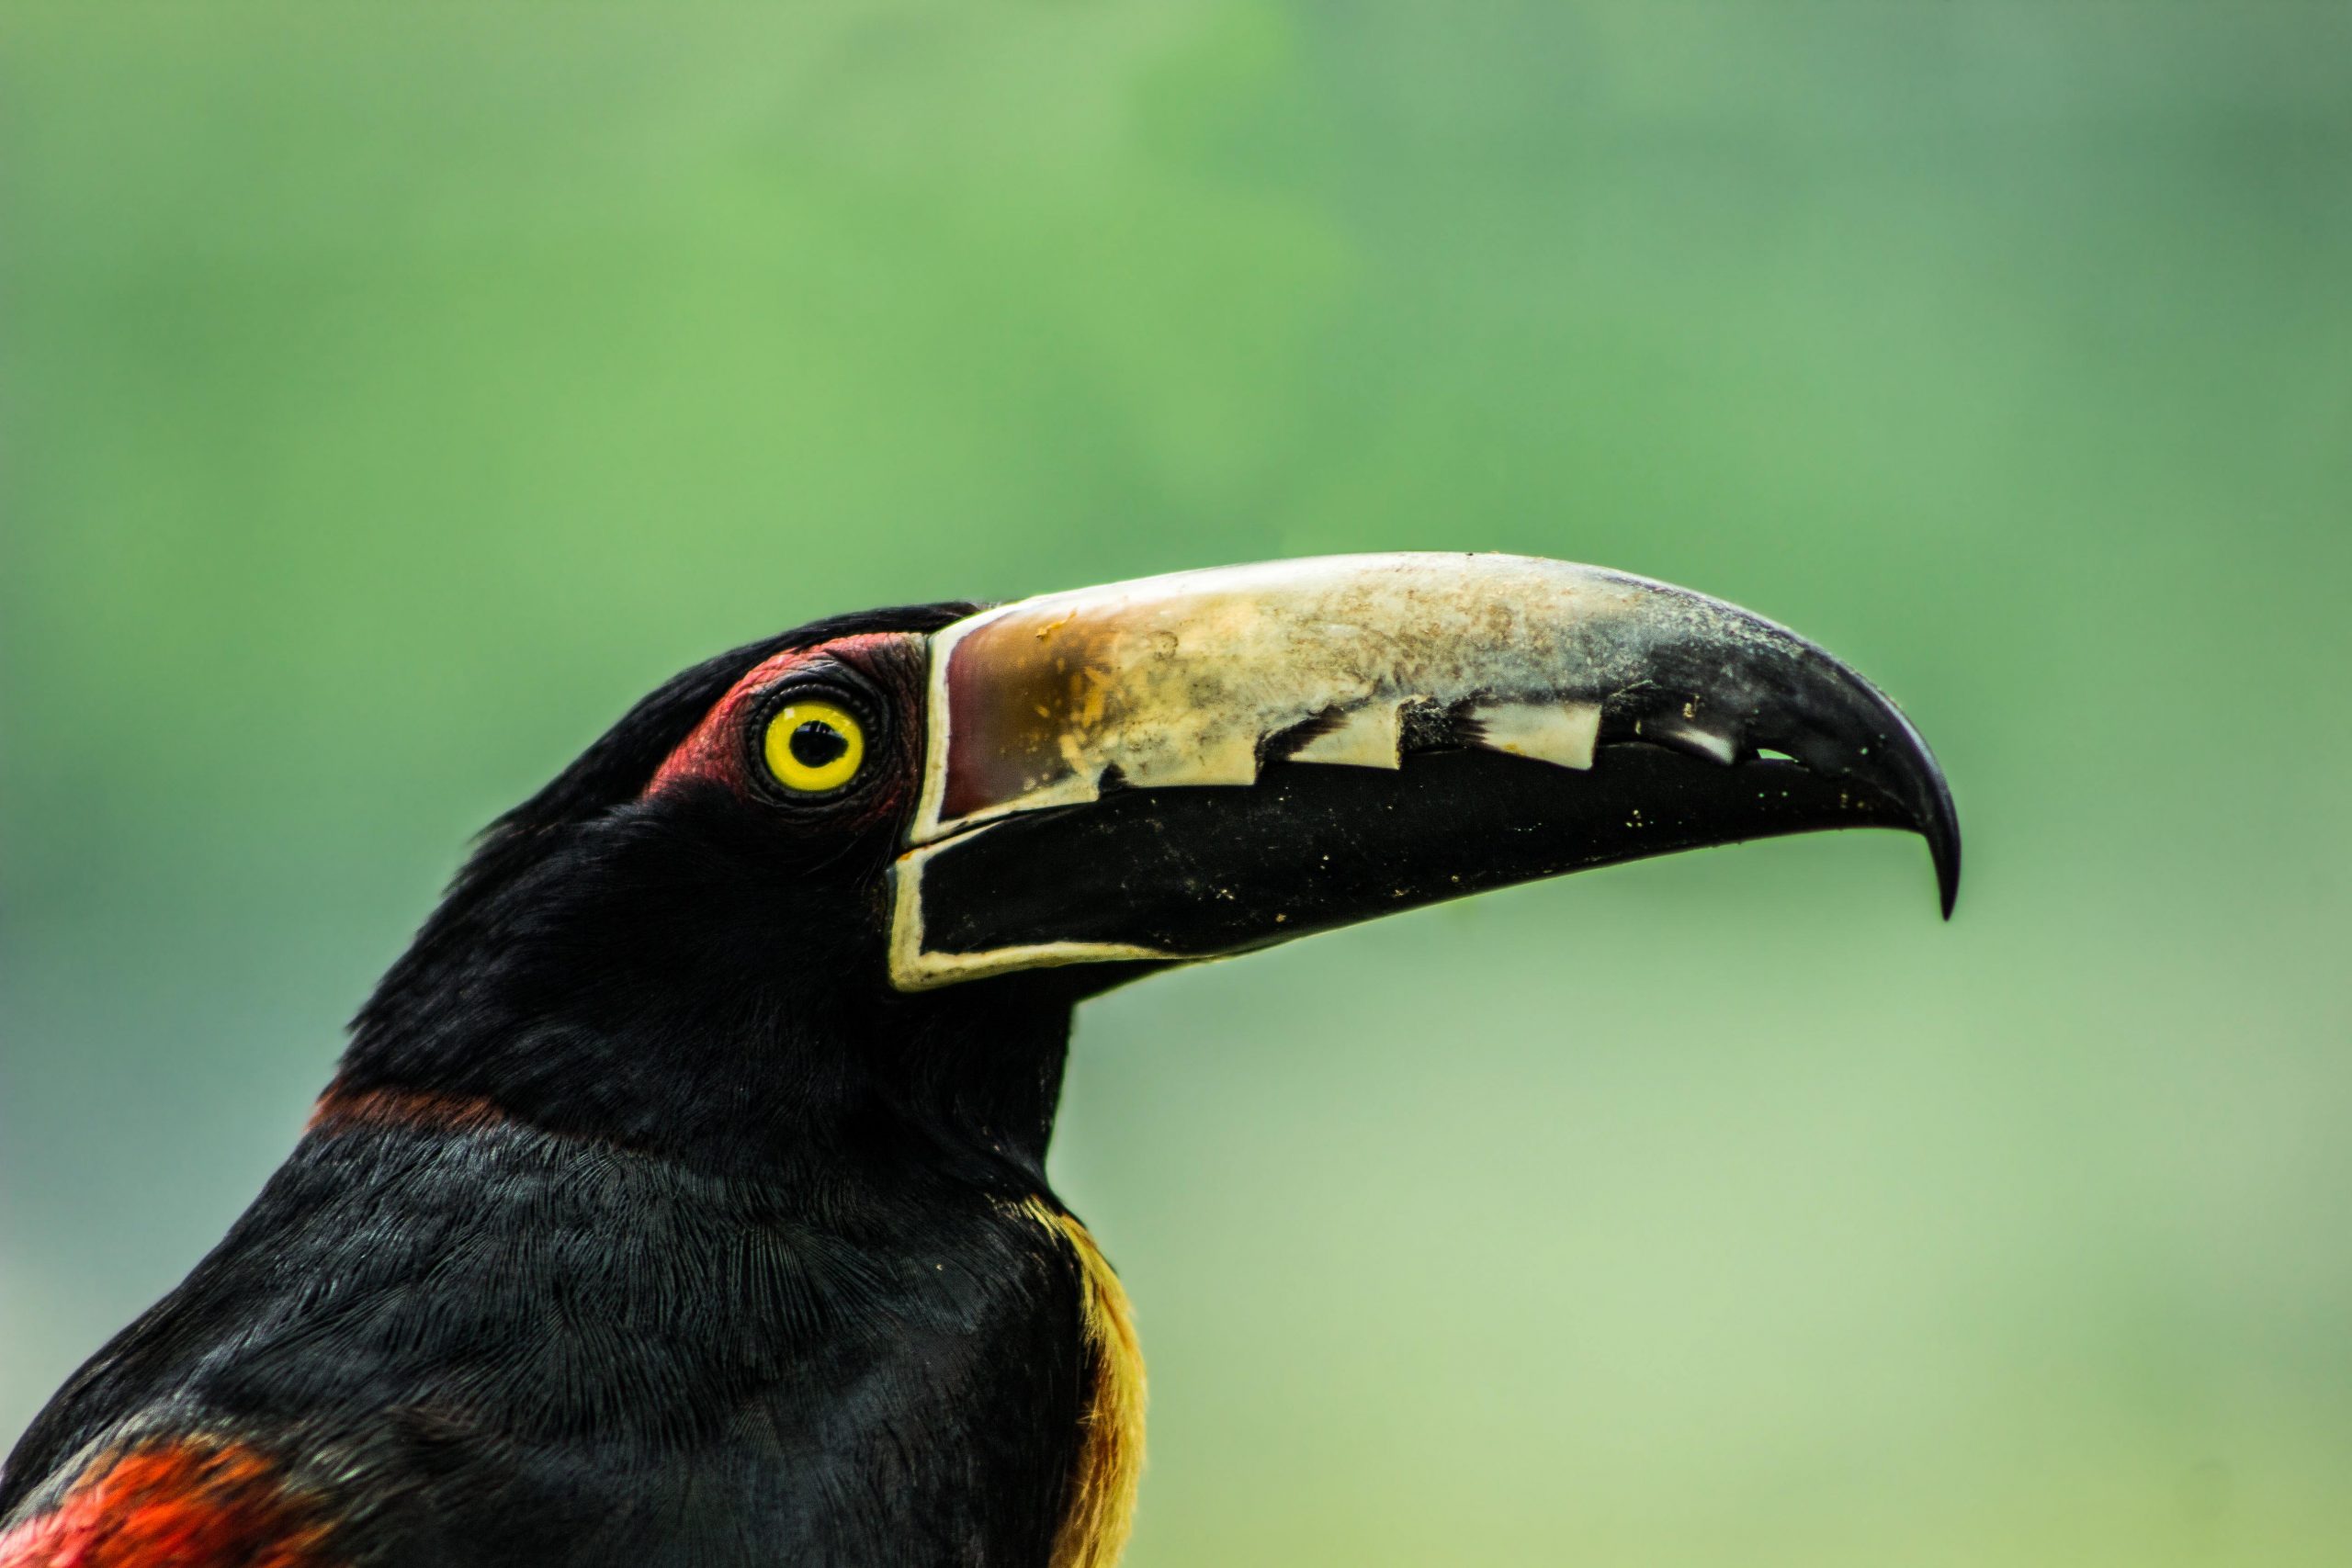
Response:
[762,700,866,794]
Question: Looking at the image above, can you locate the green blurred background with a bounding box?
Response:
[4,4,2347,1563]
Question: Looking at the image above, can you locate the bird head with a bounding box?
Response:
[332,553,1956,1182]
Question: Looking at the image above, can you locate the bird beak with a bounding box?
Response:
[887,553,1958,992]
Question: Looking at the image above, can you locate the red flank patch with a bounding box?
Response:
[0,1438,337,1568]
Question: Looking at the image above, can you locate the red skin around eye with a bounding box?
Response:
[643,634,922,834]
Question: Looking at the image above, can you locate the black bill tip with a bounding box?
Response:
[1915,742,1962,919]
[1867,719,1960,919]
[1737,659,1960,920]
[1566,581,1959,921]
[1919,749,1962,919]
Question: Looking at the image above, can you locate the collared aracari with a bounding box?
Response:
[0,554,1957,1568]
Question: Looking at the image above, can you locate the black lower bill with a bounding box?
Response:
[913,740,1955,977]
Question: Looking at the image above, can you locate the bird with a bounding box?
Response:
[0,553,1957,1568]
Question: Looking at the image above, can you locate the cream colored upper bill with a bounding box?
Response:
[906,552,1767,846]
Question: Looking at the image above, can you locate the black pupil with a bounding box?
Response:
[788,719,850,773]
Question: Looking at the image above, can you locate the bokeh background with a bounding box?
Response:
[5,5,2348,1563]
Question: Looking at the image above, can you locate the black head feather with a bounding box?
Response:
[332,601,1086,1180]
[356,602,979,1042]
